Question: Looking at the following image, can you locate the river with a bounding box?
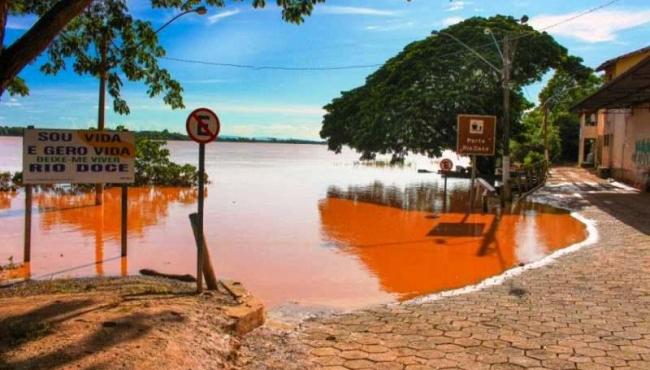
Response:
[0,137,586,309]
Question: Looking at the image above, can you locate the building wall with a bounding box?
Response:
[580,107,649,190]
[578,112,602,166]
[602,108,650,190]
[614,50,650,78]
[628,108,650,190]
[605,109,630,170]
[578,48,650,190]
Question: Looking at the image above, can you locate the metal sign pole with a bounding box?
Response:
[443,175,448,213]
[469,155,477,213]
[197,143,205,293]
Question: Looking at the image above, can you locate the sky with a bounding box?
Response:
[1,0,650,140]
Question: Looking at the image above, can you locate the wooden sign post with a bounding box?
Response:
[457,115,497,213]
[185,108,220,293]
[22,127,135,278]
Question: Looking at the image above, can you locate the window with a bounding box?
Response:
[604,134,612,147]
[585,113,597,126]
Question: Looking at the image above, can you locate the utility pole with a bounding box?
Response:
[95,33,107,206]
[501,34,512,204]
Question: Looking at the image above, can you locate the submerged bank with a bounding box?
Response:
[2,139,589,309]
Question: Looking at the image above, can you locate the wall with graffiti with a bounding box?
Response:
[634,138,650,169]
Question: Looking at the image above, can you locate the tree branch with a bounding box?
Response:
[0,0,92,96]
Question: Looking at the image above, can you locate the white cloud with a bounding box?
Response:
[446,1,471,12]
[5,16,35,30]
[530,9,650,43]
[365,21,415,32]
[318,6,397,17]
[208,9,241,24]
[217,103,325,116]
[1,98,22,107]
[441,16,465,27]
[133,102,325,116]
[181,79,228,84]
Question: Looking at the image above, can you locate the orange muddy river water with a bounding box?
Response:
[0,137,586,309]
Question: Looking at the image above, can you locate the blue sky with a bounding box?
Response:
[1,0,650,139]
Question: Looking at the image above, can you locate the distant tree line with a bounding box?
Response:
[0,126,324,144]
[0,126,24,136]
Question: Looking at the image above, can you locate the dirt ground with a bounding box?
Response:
[0,277,245,370]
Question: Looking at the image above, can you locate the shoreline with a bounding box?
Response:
[243,166,650,370]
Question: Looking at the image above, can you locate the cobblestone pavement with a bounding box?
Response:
[239,167,650,370]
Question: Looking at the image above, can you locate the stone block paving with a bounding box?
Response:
[239,168,650,370]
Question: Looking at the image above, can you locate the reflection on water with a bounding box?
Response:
[0,138,587,309]
[327,181,476,214]
[0,191,17,210]
[36,187,197,239]
[1,187,196,281]
[320,184,586,301]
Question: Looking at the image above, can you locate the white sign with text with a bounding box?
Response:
[22,129,135,184]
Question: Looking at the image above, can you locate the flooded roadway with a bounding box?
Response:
[0,137,586,309]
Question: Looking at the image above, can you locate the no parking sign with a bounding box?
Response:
[186,107,221,293]
[186,108,220,144]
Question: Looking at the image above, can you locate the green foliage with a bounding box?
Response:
[9,0,327,103]
[541,71,602,162]
[513,70,602,164]
[40,0,183,115]
[320,16,585,161]
[6,77,29,97]
[150,0,326,24]
[0,172,13,191]
[134,137,202,186]
[511,109,560,165]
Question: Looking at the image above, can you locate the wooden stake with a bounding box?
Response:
[189,212,218,290]
[121,185,127,257]
[23,184,32,264]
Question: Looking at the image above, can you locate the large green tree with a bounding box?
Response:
[0,0,326,98]
[320,16,588,168]
[512,70,602,165]
[0,0,93,97]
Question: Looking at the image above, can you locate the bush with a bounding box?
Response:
[0,172,19,191]
[134,138,203,187]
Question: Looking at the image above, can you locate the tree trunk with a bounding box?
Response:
[95,36,107,206]
[0,0,92,96]
[0,0,9,52]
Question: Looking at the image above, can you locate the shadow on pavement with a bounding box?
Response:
[583,191,650,235]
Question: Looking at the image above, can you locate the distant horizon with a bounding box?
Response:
[0,124,325,143]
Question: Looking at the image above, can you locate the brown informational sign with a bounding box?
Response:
[23,128,135,184]
[456,114,497,156]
